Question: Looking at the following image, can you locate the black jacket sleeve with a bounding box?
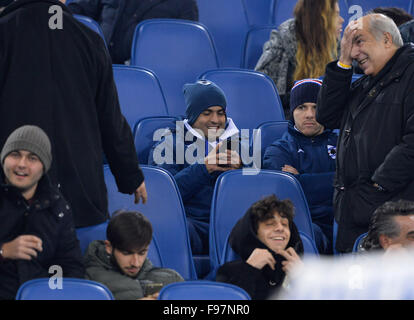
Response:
[95,43,144,193]
[216,260,264,299]
[316,61,353,129]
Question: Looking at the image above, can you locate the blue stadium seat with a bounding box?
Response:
[242,0,274,26]
[103,165,198,280]
[200,69,284,137]
[272,0,296,27]
[130,19,219,117]
[209,169,315,271]
[253,120,289,160]
[345,0,413,16]
[16,278,114,300]
[73,14,106,44]
[352,232,368,253]
[75,221,164,267]
[197,0,249,67]
[242,25,277,69]
[158,280,251,300]
[133,116,177,164]
[112,65,169,133]
[221,231,318,267]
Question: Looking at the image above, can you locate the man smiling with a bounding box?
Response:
[0,125,84,299]
[317,14,414,253]
[149,80,243,255]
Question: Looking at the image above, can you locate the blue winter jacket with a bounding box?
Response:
[263,122,338,220]
[148,119,246,225]
[68,0,199,63]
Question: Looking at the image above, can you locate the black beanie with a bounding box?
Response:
[183,80,227,126]
[289,79,323,114]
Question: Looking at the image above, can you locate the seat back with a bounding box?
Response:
[200,69,284,135]
[242,25,276,69]
[209,169,314,269]
[16,278,114,300]
[103,165,197,280]
[242,0,274,26]
[197,0,249,67]
[158,280,251,300]
[73,14,106,43]
[75,220,164,267]
[345,0,413,16]
[221,231,319,267]
[130,19,219,117]
[272,0,296,27]
[133,116,177,164]
[113,65,169,133]
[352,232,368,253]
[253,120,289,160]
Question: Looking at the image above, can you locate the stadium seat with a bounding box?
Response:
[16,278,114,300]
[197,0,249,67]
[352,232,368,253]
[112,65,169,133]
[200,69,284,137]
[242,0,274,26]
[241,25,277,69]
[209,169,315,271]
[253,120,289,160]
[220,231,319,267]
[130,19,219,117]
[103,165,198,280]
[345,0,413,16]
[133,116,177,164]
[158,280,251,300]
[73,14,106,44]
[272,0,296,27]
[75,220,164,267]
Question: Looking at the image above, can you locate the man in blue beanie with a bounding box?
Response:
[263,79,338,254]
[148,80,244,256]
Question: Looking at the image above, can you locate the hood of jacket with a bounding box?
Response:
[229,205,304,286]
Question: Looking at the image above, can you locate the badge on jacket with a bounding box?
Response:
[327,145,336,160]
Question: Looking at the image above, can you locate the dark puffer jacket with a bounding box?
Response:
[68,0,199,63]
[316,44,414,252]
[216,206,304,300]
[0,175,85,300]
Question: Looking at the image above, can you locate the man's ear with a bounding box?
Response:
[379,234,391,249]
[104,240,113,255]
[383,32,393,47]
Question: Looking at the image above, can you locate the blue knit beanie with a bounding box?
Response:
[289,79,323,114]
[183,80,227,125]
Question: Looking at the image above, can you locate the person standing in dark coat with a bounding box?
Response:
[0,0,147,228]
[0,126,85,300]
[68,0,199,64]
[317,13,414,253]
[216,195,304,300]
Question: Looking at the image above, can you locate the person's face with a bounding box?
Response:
[192,106,226,140]
[105,241,149,278]
[293,102,324,137]
[350,16,393,77]
[257,211,291,253]
[334,2,344,40]
[380,215,414,250]
[3,150,44,200]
